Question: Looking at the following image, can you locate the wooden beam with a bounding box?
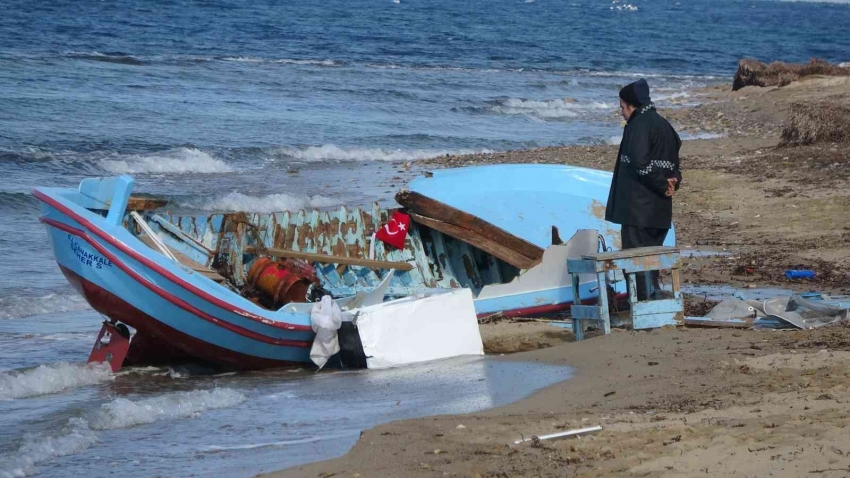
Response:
[409,213,539,270]
[584,246,680,261]
[247,247,414,271]
[395,190,544,261]
[683,317,752,329]
[126,196,168,211]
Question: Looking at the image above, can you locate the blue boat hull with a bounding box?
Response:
[35,186,317,368]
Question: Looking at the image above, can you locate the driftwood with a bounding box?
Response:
[396,190,544,262]
[247,246,414,271]
[683,317,752,329]
[409,213,539,269]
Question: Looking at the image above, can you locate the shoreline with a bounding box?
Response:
[265,75,850,477]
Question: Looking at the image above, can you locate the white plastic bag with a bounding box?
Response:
[309,295,342,369]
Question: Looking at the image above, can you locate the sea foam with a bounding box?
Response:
[0,362,113,401]
[0,389,245,477]
[276,144,490,162]
[90,388,246,430]
[0,294,90,320]
[0,418,98,478]
[99,147,234,174]
[491,98,611,120]
[182,192,340,213]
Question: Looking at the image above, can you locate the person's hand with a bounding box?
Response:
[665,178,678,197]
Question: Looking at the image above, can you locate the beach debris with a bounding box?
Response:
[309,296,343,370]
[686,294,850,330]
[456,424,466,429]
[785,269,816,279]
[761,296,849,329]
[339,289,483,369]
[514,425,602,445]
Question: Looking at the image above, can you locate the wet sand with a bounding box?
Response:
[265,75,850,477]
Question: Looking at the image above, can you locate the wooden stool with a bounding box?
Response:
[567,246,683,341]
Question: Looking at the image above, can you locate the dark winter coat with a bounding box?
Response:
[605,104,682,229]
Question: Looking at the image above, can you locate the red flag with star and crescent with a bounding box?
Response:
[375,211,411,249]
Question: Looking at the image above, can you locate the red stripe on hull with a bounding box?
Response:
[61,266,306,370]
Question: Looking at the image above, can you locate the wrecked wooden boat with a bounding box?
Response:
[33,165,676,370]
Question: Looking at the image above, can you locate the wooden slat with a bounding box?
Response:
[409,213,538,270]
[125,196,168,211]
[139,234,226,283]
[247,247,414,271]
[583,246,680,261]
[396,190,544,261]
[684,318,753,329]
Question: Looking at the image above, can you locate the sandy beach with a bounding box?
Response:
[264,74,850,477]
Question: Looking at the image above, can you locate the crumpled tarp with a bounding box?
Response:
[761,296,849,329]
[704,295,849,330]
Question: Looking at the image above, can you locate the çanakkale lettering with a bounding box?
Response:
[68,235,113,269]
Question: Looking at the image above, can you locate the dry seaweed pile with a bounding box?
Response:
[732,58,850,91]
[781,101,850,145]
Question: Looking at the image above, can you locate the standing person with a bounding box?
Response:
[605,78,682,299]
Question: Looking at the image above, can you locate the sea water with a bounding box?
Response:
[2,0,849,475]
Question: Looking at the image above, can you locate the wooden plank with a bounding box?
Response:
[566,258,599,274]
[125,196,168,211]
[632,298,684,316]
[570,305,601,320]
[408,213,539,270]
[139,234,226,283]
[583,246,679,261]
[633,312,683,329]
[684,317,753,329]
[247,246,414,271]
[396,190,544,261]
[597,254,681,275]
[671,268,681,298]
[150,214,215,256]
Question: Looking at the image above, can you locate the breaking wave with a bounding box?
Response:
[276,144,491,162]
[90,388,246,430]
[0,389,244,477]
[99,147,234,174]
[181,192,340,213]
[0,294,90,320]
[0,418,98,478]
[488,98,612,120]
[0,362,113,400]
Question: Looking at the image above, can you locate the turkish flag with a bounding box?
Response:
[376,211,411,250]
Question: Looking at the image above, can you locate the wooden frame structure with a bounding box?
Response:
[568,246,683,341]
